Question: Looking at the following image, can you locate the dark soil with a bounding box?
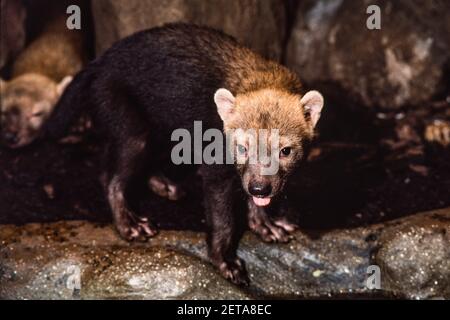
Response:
[0,102,449,232]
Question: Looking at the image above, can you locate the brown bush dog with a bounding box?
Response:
[40,24,324,285]
[0,15,85,148]
[0,74,72,148]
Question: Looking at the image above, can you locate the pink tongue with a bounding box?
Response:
[253,196,271,207]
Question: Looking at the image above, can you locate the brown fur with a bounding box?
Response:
[227,89,313,139]
[12,16,85,82]
[204,35,302,95]
[1,14,85,148]
[0,73,71,147]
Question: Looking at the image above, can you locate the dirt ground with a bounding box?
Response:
[0,101,449,232]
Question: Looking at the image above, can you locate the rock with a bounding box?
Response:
[0,0,26,69]
[0,208,449,299]
[91,0,286,60]
[0,223,250,299]
[375,213,450,298]
[286,0,450,109]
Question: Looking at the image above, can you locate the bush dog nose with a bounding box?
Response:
[248,183,272,197]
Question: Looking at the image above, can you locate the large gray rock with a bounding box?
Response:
[91,0,286,60]
[1,207,448,299]
[286,0,450,109]
[375,214,450,298]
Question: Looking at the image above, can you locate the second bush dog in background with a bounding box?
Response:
[0,13,85,148]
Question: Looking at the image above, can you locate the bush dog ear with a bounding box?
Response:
[301,90,324,128]
[56,76,73,96]
[214,88,236,124]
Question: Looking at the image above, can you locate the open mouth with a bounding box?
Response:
[252,196,271,207]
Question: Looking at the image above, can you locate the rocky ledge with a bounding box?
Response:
[0,207,448,299]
